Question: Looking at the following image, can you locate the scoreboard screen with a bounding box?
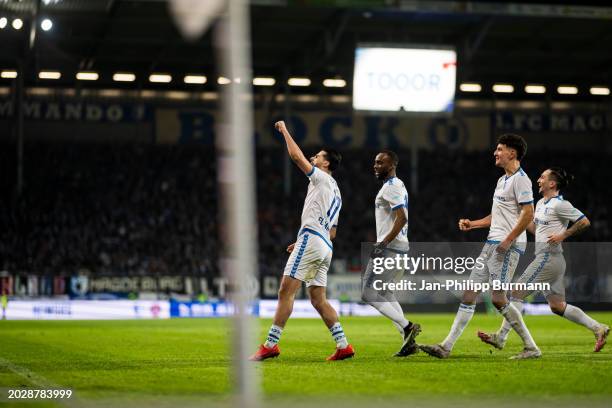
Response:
[353,45,457,113]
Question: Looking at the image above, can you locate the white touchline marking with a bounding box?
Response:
[0,357,81,407]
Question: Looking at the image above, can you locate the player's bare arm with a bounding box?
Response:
[382,208,407,245]
[330,226,337,241]
[497,203,534,252]
[548,216,591,243]
[275,120,313,175]
[458,214,491,231]
[286,242,295,253]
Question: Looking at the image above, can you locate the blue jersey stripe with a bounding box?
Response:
[300,228,333,250]
[326,196,337,217]
[329,200,342,222]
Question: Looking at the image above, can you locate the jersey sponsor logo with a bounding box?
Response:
[494,194,510,202]
[534,218,550,226]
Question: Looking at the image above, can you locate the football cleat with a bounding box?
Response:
[249,344,280,361]
[419,344,450,359]
[395,322,422,357]
[509,347,542,360]
[594,325,610,352]
[477,330,506,350]
[394,343,419,357]
[326,344,355,361]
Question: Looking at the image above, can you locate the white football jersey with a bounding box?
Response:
[487,167,534,250]
[534,195,584,254]
[298,166,341,249]
[375,176,409,251]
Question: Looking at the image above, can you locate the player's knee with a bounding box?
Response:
[361,287,375,304]
[510,291,523,301]
[278,285,295,301]
[310,296,326,310]
[491,293,507,310]
[549,301,566,316]
[491,297,508,310]
[461,290,477,304]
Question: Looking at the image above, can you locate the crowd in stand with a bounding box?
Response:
[1,143,609,278]
[1,144,218,278]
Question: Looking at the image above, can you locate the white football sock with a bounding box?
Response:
[498,299,523,342]
[369,301,409,334]
[330,322,349,349]
[563,304,600,332]
[391,301,412,335]
[441,303,475,351]
[264,324,283,348]
[499,302,538,350]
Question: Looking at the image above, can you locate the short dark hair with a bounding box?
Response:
[379,149,399,167]
[548,167,574,190]
[497,133,527,161]
[322,148,342,172]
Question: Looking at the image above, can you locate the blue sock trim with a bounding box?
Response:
[459,303,476,313]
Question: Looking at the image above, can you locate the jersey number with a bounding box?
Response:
[321,194,341,231]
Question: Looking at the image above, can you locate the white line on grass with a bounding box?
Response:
[0,356,81,407]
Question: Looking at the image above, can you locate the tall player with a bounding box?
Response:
[362,150,421,357]
[420,133,541,360]
[249,121,354,361]
[478,167,609,352]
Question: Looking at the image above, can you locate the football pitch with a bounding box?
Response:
[1,313,611,408]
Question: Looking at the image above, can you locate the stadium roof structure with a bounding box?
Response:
[0,0,611,99]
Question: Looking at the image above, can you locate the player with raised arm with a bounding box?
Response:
[362,150,421,357]
[420,133,542,360]
[249,121,354,361]
[478,167,609,352]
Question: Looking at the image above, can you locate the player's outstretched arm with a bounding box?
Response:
[498,203,534,252]
[458,214,491,231]
[275,120,313,175]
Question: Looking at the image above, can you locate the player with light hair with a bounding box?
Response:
[478,167,609,352]
[249,121,354,361]
[420,133,542,360]
[362,149,421,357]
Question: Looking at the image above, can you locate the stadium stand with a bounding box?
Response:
[1,143,609,279]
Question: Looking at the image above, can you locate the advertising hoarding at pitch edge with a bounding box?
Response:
[353,45,457,113]
[5,300,170,320]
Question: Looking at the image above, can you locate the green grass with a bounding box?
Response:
[1,313,611,407]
